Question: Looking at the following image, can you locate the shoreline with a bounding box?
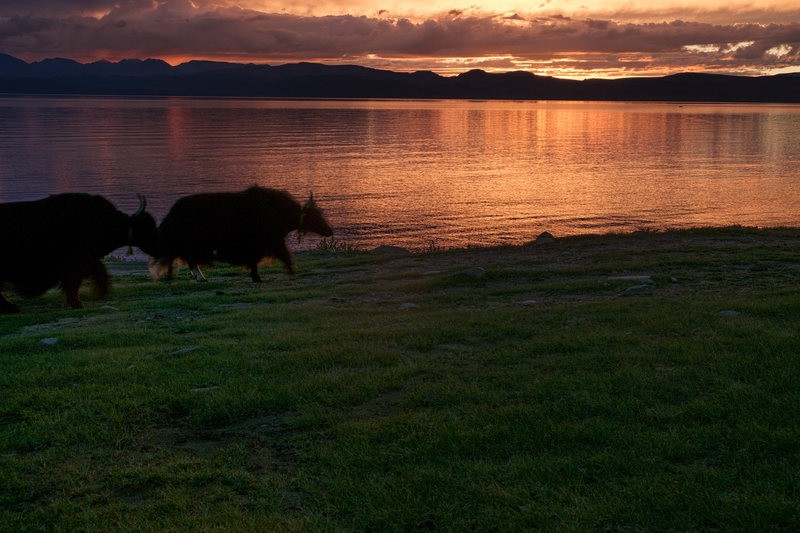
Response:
[105,224,800,269]
[8,222,799,316]
[93,224,800,312]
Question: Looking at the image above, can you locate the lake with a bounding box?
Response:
[1,96,799,251]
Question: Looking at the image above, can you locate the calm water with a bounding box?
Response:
[1,96,799,251]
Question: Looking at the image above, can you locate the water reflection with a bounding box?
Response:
[0,97,798,250]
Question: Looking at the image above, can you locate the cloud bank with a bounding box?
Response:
[1,0,798,77]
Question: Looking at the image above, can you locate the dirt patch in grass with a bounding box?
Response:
[133,413,299,475]
[349,389,406,421]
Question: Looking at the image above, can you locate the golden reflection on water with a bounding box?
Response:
[1,98,799,250]
[313,100,800,248]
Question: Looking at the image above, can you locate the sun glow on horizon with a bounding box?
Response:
[144,52,800,80]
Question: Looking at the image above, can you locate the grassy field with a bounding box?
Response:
[1,227,799,530]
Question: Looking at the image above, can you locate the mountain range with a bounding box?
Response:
[1,53,799,102]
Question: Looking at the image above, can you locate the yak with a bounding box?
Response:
[0,193,160,313]
[154,186,333,283]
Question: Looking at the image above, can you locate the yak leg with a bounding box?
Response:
[87,259,110,298]
[274,242,296,275]
[188,263,208,282]
[61,276,84,309]
[249,265,262,283]
[0,292,20,314]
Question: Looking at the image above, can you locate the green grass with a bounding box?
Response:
[1,227,800,530]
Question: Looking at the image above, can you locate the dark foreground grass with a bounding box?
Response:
[1,227,800,530]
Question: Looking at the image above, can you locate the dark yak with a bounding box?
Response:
[0,193,160,313]
[155,186,333,282]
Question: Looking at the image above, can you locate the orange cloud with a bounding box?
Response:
[1,1,798,77]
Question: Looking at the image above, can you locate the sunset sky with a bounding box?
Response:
[1,0,799,78]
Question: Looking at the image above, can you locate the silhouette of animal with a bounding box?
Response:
[0,193,160,312]
[155,186,333,282]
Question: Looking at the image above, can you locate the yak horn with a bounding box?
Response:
[134,194,147,216]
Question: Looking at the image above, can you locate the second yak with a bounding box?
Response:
[154,186,333,282]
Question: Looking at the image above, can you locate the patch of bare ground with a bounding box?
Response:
[186,416,296,470]
[138,414,298,473]
[349,389,405,421]
[103,414,306,513]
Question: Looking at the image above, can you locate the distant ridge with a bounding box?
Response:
[1,54,799,102]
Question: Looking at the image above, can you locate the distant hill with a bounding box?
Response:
[1,53,799,102]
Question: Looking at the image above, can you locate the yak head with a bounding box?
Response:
[128,194,162,257]
[298,193,334,240]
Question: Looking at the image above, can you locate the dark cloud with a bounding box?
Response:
[0,2,798,76]
[0,0,113,17]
